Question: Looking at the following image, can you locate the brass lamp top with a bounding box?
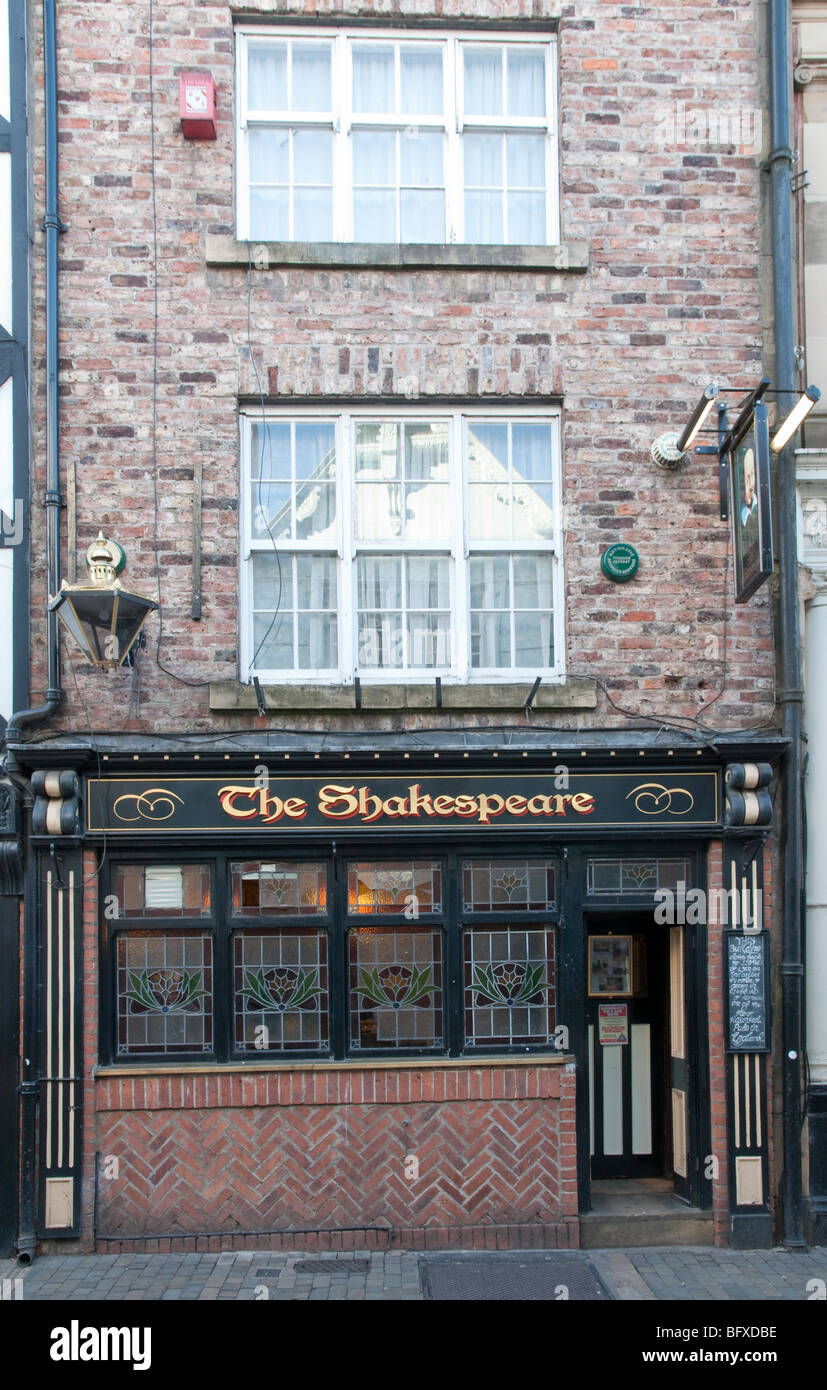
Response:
[86,532,126,587]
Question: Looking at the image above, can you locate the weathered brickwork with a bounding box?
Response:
[25,0,774,735]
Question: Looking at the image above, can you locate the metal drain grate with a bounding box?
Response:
[292,1259,371,1275]
[421,1252,610,1301]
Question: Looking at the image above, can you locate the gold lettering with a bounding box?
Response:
[218,786,260,820]
[476,793,505,825]
[433,795,455,816]
[318,783,360,819]
[506,795,528,816]
[571,793,595,815]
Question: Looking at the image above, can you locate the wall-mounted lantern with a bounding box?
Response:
[50,533,158,668]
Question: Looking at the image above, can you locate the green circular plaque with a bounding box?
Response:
[600,543,639,582]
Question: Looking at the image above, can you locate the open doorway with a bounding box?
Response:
[586,915,675,1183]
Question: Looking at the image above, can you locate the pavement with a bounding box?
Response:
[0,1244,825,1302]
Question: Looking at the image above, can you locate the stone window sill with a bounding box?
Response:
[209,678,597,714]
[205,233,589,273]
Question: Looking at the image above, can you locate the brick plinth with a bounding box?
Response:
[92,1062,579,1252]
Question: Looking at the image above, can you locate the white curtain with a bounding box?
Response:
[353,46,394,114]
[506,49,545,117]
[464,47,502,116]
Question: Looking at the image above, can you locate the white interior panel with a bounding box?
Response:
[0,373,12,520]
[602,1043,623,1154]
[0,548,14,723]
[631,1023,652,1154]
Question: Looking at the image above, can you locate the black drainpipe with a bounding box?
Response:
[768,0,806,1248]
[7,0,63,1263]
[5,0,62,749]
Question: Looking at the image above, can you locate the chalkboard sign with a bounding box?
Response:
[726,932,769,1052]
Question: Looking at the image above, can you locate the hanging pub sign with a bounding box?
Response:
[729,401,774,603]
[87,771,720,834]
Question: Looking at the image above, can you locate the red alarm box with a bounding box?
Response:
[180,73,217,140]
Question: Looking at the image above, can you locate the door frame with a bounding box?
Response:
[567,841,712,1215]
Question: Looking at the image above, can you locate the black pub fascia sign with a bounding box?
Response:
[87,772,720,834]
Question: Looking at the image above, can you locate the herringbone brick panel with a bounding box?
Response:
[96,1092,571,1243]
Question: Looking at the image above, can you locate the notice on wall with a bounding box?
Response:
[598,1003,629,1046]
[726,933,769,1052]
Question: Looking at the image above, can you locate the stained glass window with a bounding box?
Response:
[113,864,211,917]
[231,861,327,915]
[464,927,554,1045]
[234,932,328,1051]
[116,932,212,1054]
[586,858,693,896]
[462,858,556,912]
[349,928,442,1049]
[347,861,442,915]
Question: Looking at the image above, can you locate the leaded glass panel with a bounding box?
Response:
[113,865,211,917]
[462,859,556,912]
[117,933,212,1054]
[464,927,554,1046]
[586,858,693,896]
[231,861,327,915]
[234,931,328,1051]
[349,928,442,1048]
[347,861,442,914]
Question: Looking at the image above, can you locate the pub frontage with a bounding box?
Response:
[11,729,783,1254]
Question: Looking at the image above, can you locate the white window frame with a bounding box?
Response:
[239,405,565,686]
[235,26,559,245]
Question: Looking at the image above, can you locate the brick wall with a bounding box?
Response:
[24,0,775,735]
[92,1063,579,1252]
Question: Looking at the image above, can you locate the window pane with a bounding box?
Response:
[513,554,554,609]
[512,423,553,480]
[401,130,443,187]
[469,483,510,540]
[357,554,402,609]
[295,481,336,542]
[251,421,291,480]
[253,612,293,670]
[471,610,510,668]
[251,481,291,539]
[355,421,399,478]
[408,611,450,668]
[470,554,509,608]
[463,860,556,912]
[400,189,445,243]
[235,932,328,1052]
[295,422,336,480]
[506,48,546,117]
[347,861,442,914]
[250,187,288,241]
[465,190,502,244]
[113,865,211,918]
[248,127,289,184]
[400,48,443,115]
[507,133,545,188]
[512,482,554,539]
[252,551,292,611]
[294,187,333,242]
[464,46,503,116]
[463,132,501,188]
[354,189,395,243]
[353,45,394,114]
[247,43,287,110]
[352,129,395,185]
[117,933,212,1055]
[514,611,554,666]
[296,553,337,609]
[508,191,546,244]
[407,555,450,609]
[356,482,403,539]
[292,42,331,112]
[465,927,554,1046]
[404,421,449,481]
[350,929,442,1049]
[467,422,508,479]
[293,128,333,183]
[231,861,327,915]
